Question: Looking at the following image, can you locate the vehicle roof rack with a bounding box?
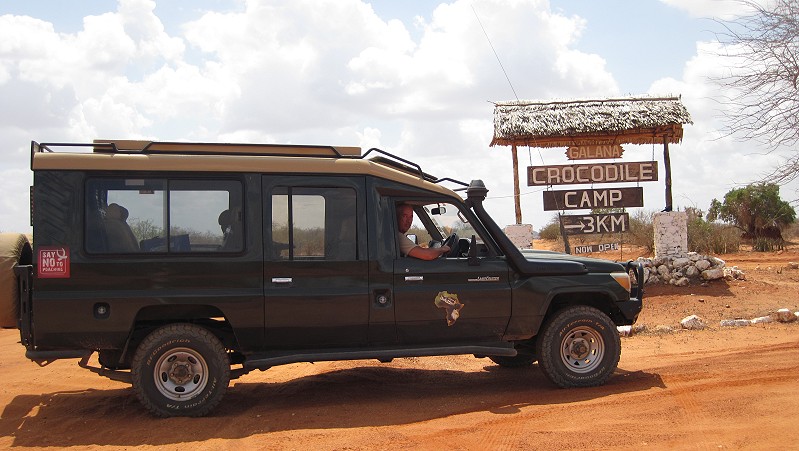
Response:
[33,140,360,158]
[361,148,468,189]
[30,140,469,189]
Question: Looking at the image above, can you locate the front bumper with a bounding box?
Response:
[618,260,645,324]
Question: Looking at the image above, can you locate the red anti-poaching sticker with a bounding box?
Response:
[38,247,70,278]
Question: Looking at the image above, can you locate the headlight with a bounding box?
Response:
[611,271,631,292]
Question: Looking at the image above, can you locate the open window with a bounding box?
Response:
[395,200,495,259]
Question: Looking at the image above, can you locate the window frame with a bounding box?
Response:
[269,185,358,262]
[84,176,245,255]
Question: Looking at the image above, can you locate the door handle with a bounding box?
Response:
[404,276,424,282]
[271,277,293,284]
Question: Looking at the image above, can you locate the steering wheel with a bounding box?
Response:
[440,233,460,258]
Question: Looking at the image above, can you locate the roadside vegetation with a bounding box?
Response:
[538,184,795,255]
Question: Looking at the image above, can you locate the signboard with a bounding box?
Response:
[566,145,624,160]
[573,243,620,254]
[543,188,643,211]
[560,213,630,235]
[37,246,70,278]
[528,161,657,186]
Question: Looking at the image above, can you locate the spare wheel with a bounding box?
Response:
[0,233,32,328]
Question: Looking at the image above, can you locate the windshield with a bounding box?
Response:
[424,203,479,240]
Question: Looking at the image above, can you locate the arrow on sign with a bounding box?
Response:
[559,213,630,235]
[562,222,586,231]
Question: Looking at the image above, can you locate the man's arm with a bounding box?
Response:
[407,244,450,260]
[398,232,450,260]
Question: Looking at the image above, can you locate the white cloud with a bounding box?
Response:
[643,38,798,214]
[658,0,759,19]
[0,0,631,233]
[0,168,32,234]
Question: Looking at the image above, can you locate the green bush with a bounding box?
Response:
[538,214,562,240]
[752,237,783,252]
[686,207,741,254]
[536,207,745,256]
[625,210,654,254]
[619,208,741,255]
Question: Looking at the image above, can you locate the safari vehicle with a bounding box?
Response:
[9,140,643,417]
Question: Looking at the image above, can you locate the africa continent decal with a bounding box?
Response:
[434,291,464,326]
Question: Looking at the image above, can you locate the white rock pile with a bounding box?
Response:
[717,308,799,328]
[635,253,746,286]
[618,308,799,336]
[680,314,706,330]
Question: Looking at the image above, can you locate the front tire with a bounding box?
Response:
[489,338,537,367]
[131,324,230,417]
[536,306,620,388]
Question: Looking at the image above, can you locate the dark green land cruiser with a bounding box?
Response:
[12,140,643,417]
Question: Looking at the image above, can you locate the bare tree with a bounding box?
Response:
[713,0,799,185]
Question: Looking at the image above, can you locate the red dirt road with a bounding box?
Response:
[1,248,798,450]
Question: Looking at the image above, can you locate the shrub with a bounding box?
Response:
[752,237,783,252]
[625,210,654,254]
[784,222,799,242]
[686,207,741,254]
[538,214,562,240]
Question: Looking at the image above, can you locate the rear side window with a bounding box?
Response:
[270,187,356,261]
[86,178,244,254]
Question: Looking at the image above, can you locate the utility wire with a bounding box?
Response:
[472,4,518,100]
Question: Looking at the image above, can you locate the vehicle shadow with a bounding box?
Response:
[0,363,664,447]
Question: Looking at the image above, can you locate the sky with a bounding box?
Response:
[1,0,794,234]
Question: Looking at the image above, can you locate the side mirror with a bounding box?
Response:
[406,234,418,245]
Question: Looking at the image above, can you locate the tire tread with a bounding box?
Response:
[131,323,230,417]
[536,305,620,388]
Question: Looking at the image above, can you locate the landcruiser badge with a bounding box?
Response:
[434,291,464,326]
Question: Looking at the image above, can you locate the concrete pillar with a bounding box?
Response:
[654,211,687,258]
[504,224,534,249]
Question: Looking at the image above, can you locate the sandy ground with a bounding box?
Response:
[1,246,798,450]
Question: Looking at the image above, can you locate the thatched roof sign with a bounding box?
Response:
[490,96,693,148]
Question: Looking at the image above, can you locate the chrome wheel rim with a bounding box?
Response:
[560,326,604,374]
[153,347,208,401]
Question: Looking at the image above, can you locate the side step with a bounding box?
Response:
[243,343,517,371]
[26,349,92,365]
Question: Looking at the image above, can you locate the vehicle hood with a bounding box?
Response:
[521,249,626,274]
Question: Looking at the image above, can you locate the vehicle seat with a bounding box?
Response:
[218,208,243,251]
[104,203,140,252]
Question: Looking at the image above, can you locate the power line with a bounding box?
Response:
[472,4,518,100]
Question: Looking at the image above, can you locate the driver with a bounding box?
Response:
[396,203,450,260]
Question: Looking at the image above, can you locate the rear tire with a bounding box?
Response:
[535,306,620,388]
[131,324,230,417]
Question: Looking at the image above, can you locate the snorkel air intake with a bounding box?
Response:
[466,180,587,276]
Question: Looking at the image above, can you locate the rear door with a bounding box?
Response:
[262,176,369,348]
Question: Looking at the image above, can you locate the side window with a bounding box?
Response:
[85,178,243,254]
[270,187,356,261]
[395,199,490,259]
[170,180,243,252]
